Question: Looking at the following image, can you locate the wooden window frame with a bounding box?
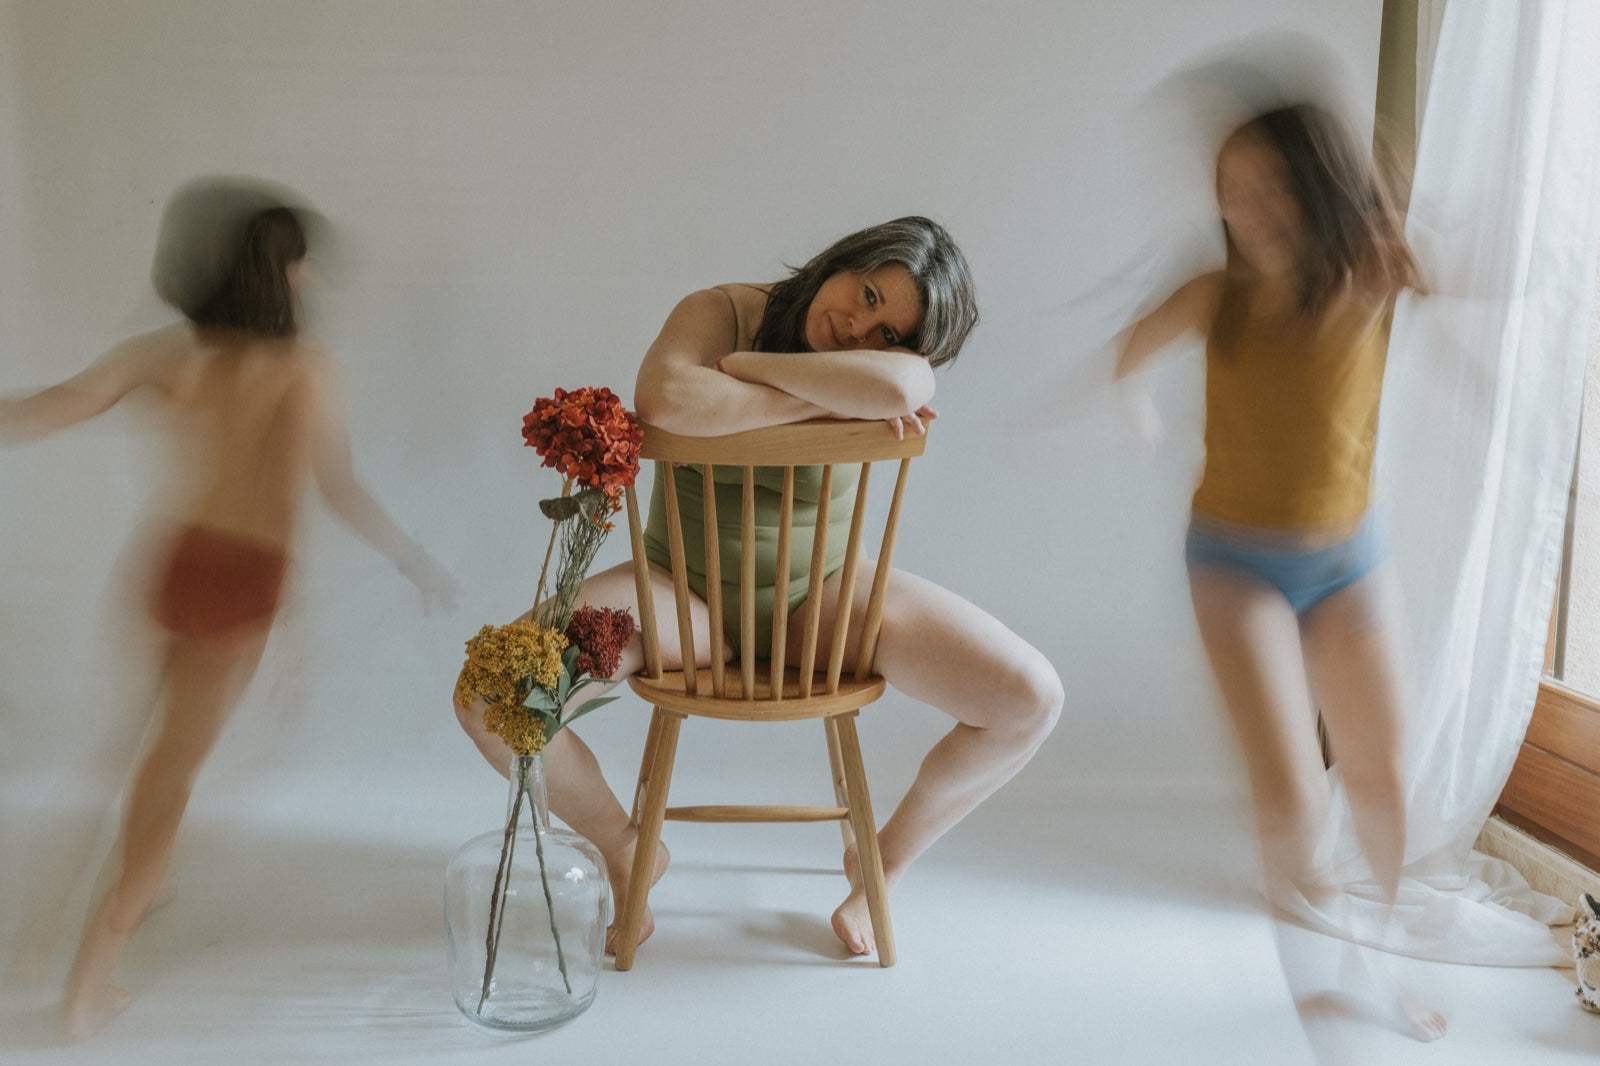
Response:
[1496,680,1600,872]
[1496,407,1597,870]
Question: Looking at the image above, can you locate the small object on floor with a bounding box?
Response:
[1575,893,1600,1015]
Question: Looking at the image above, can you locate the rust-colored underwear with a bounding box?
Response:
[149,525,288,639]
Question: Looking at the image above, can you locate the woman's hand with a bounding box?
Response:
[885,404,937,441]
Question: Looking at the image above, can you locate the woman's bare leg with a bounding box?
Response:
[803,566,1063,955]
[451,561,717,950]
[59,627,267,1043]
[1299,567,1446,1041]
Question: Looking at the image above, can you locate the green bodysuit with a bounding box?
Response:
[640,283,860,656]
[640,456,858,657]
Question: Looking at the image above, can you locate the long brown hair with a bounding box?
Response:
[1223,104,1421,317]
[754,216,978,368]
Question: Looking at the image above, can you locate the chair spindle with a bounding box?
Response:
[661,463,698,696]
[854,456,912,681]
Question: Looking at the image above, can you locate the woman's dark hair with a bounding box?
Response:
[1223,104,1421,316]
[754,216,978,368]
[152,178,316,337]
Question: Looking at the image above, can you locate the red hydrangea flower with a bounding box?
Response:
[521,387,643,504]
[565,604,635,679]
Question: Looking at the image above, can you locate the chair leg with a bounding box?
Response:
[833,712,896,967]
[614,707,684,971]
[823,716,856,850]
[631,707,665,824]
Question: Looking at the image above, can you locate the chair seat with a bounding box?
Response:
[627,668,886,722]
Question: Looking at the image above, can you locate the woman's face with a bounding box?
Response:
[804,264,924,352]
[1217,132,1306,278]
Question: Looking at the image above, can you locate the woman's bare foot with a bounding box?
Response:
[831,843,883,956]
[603,833,669,956]
[58,983,132,1044]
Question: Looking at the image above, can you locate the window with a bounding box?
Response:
[1495,293,1600,871]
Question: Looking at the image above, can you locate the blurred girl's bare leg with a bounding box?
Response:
[1299,567,1446,1041]
[1299,568,1407,904]
[1188,570,1330,902]
[7,555,167,992]
[59,628,266,1043]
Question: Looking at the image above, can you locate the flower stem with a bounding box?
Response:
[529,806,573,995]
[477,767,525,1014]
[534,479,572,608]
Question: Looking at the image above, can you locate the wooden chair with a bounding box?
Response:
[612,418,926,970]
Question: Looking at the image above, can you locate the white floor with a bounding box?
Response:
[1,758,1591,1066]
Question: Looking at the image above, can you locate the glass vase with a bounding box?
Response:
[445,752,609,1031]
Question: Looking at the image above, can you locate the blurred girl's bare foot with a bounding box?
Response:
[1339,941,1447,1042]
[59,982,132,1044]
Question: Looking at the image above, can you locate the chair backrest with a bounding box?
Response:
[623,418,927,706]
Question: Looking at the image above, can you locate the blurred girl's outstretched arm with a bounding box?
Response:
[1114,271,1223,379]
[304,349,457,611]
[0,327,181,445]
[1110,272,1222,449]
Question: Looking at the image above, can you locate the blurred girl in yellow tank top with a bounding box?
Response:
[1116,104,1444,1041]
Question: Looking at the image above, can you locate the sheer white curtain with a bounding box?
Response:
[1288,0,1600,964]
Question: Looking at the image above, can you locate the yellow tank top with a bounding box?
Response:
[1192,286,1389,530]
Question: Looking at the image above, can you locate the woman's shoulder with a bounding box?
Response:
[706,283,770,316]
[676,284,770,350]
[712,282,771,298]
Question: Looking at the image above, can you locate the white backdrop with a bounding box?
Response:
[0,0,1385,903]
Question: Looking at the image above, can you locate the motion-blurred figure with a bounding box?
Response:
[1115,103,1444,1041]
[0,177,456,1042]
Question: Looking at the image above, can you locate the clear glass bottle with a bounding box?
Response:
[445,752,609,1031]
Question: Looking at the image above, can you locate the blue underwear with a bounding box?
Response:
[1184,511,1385,615]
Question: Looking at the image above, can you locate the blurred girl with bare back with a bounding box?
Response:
[0,178,456,1042]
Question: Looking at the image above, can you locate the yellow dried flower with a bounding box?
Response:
[483,702,548,756]
[453,621,568,708]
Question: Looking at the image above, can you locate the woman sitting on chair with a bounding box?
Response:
[454,216,1063,958]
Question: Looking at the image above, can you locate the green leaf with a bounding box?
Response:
[562,694,620,728]
[522,686,558,711]
[565,676,607,699]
